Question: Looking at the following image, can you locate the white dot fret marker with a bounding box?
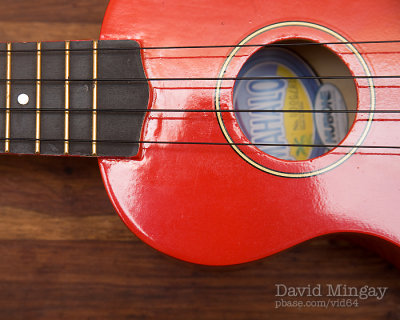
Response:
[18,93,29,105]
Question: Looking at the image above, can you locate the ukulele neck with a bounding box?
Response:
[0,40,149,157]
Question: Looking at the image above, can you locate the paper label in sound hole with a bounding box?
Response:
[314,83,349,152]
[233,48,324,161]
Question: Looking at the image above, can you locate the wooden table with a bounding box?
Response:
[0,1,398,319]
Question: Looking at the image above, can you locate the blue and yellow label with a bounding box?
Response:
[233,48,325,160]
[314,83,349,152]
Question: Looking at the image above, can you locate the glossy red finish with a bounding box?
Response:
[98,0,400,265]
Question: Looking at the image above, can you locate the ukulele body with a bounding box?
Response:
[98,0,400,265]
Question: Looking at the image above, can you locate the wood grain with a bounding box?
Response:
[0,1,398,319]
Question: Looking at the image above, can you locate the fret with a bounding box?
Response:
[0,44,6,152]
[10,42,37,154]
[69,40,92,156]
[5,42,11,153]
[35,42,41,154]
[92,40,98,156]
[64,41,70,155]
[41,41,67,155]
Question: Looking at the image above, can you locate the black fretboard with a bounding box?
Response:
[0,40,149,157]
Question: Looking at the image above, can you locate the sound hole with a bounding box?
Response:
[233,40,357,161]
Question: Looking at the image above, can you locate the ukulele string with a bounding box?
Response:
[1,39,400,53]
[0,75,398,82]
[2,137,400,150]
[0,107,400,114]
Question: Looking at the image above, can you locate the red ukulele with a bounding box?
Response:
[3,0,400,266]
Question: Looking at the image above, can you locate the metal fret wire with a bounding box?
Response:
[92,40,98,156]
[64,41,70,155]
[35,42,42,154]
[4,42,11,153]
